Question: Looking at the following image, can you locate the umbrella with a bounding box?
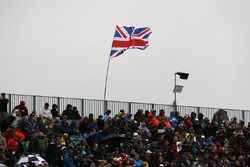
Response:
[101,134,126,142]
[101,134,127,149]
[86,131,103,145]
[70,134,84,144]
[213,109,229,122]
[16,154,46,165]
[16,157,29,164]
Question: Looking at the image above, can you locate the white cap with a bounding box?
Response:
[146,150,152,154]
[133,132,138,137]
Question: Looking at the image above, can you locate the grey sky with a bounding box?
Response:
[0,0,250,110]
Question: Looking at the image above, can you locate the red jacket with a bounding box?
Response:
[14,129,25,141]
[7,137,19,152]
[13,102,28,114]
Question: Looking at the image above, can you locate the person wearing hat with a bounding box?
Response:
[63,150,75,167]
[144,150,154,167]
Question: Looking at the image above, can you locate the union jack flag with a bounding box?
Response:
[110,25,152,59]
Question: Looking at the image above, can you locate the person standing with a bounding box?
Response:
[0,93,8,112]
[51,104,60,119]
[62,104,73,120]
[72,107,81,120]
[12,101,28,116]
[46,134,58,167]
[0,93,9,121]
[63,150,75,167]
[0,131,6,153]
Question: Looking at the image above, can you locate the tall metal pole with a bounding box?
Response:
[103,58,111,113]
[104,58,111,101]
[174,73,177,112]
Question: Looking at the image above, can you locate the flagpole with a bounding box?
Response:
[104,57,111,101]
[103,57,111,113]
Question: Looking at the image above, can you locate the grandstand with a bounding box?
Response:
[0,93,250,166]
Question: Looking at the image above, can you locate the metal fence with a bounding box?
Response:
[6,93,250,124]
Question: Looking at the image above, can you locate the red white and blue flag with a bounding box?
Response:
[110,25,152,59]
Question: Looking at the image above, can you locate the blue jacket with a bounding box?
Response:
[64,154,75,167]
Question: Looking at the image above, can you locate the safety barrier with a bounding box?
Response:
[5,93,250,124]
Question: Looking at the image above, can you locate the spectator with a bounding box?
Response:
[38,132,47,156]
[62,104,73,120]
[12,101,28,116]
[134,109,144,123]
[97,115,104,130]
[51,104,60,119]
[46,134,58,167]
[157,109,166,121]
[72,107,81,120]
[104,110,111,122]
[60,133,70,146]
[6,132,20,156]
[28,114,37,131]
[63,150,75,167]
[118,109,126,119]
[0,132,6,153]
[28,131,39,153]
[40,103,52,119]
[0,102,250,167]
[144,150,154,167]
[133,153,143,167]
[0,93,9,120]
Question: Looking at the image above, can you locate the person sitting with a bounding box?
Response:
[12,101,28,117]
[40,103,52,119]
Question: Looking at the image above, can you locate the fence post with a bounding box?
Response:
[197,107,200,115]
[81,99,84,116]
[57,97,61,114]
[128,102,132,113]
[104,100,107,114]
[151,104,155,110]
[8,94,12,113]
[33,96,36,112]
[242,110,245,122]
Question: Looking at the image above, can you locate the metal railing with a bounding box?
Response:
[5,93,250,124]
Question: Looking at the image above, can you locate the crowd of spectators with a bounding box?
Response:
[0,93,250,167]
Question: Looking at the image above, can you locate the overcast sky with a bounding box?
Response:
[0,0,250,110]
